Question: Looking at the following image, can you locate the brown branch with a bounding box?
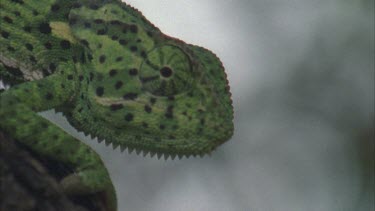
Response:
[0,132,109,211]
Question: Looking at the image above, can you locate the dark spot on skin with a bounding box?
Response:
[84,22,91,28]
[25,43,33,51]
[94,19,104,24]
[3,16,13,23]
[110,20,121,25]
[123,93,137,100]
[88,54,93,61]
[89,4,99,10]
[142,122,148,128]
[128,68,138,76]
[45,92,53,100]
[51,4,60,12]
[7,46,15,51]
[110,104,123,111]
[200,119,205,125]
[97,29,106,35]
[109,69,117,77]
[165,106,174,119]
[115,81,123,89]
[49,63,56,72]
[125,113,134,122]
[144,105,152,113]
[60,40,71,49]
[116,57,123,62]
[119,39,128,46]
[80,39,89,47]
[23,26,32,32]
[111,35,118,40]
[130,25,138,33]
[160,67,173,78]
[130,46,138,52]
[29,56,36,64]
[96,87,104,96]
[80,52,86,63]
[44,42,52,49]
[150,98,156,104]
[72,3,82,8]
[42,69,50,76]
[1,31,9,38]
[39,22,51,34]
[168,96,175,101]
[11,0,24,4]
[159,125,165,130]
[69,18,77,25]
[99,55,106,64]
[141,51,147,58]
[67,75,73,80]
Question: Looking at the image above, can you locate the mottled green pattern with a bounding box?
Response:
[0,0,233,210]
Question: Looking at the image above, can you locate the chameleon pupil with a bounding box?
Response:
[160,67,173,78]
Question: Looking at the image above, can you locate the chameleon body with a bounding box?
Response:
[0,0,234,210]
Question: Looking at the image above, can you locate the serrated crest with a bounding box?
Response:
[128,147,134,154]
[164,154,170,160]
[120,145,126,152]
[157,152,163,159]
[97,137,104,143]
[112,143,119,150]
[170,154,177,160]
[104,139,111,146]
[135,148,142,155]
[142,150,149,157]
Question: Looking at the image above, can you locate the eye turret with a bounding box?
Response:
[139,45,193,96]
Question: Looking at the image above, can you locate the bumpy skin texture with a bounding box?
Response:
[0,0,234,210]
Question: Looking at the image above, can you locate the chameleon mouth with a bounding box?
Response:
[78,128,213,160]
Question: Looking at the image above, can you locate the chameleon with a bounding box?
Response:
[0,0,234,210]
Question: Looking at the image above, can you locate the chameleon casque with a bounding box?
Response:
[0,0,234,210]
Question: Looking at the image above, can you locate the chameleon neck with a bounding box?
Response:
[0,0,84,84]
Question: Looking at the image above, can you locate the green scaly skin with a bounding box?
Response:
[0,0,234,210]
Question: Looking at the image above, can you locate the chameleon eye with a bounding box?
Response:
[139,45,193,96]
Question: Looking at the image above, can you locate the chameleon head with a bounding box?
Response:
[67,5,233,157]
[73,42,233,157]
